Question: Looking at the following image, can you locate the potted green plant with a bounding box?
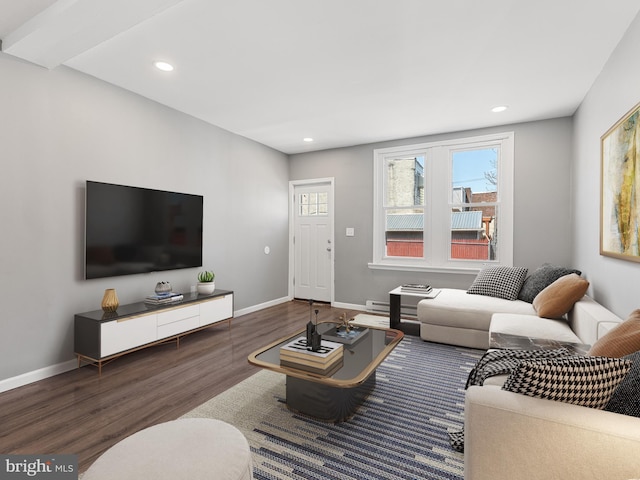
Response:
[197,270,215,295]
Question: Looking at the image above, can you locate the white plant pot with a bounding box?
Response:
[197,282,215,295]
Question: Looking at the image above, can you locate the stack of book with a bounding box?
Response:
[401,283,432,293]
[279,337,344,375]
[144,292,184,305]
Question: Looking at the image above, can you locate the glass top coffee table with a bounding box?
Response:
[248,322,404,422]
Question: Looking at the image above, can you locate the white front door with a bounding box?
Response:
[292,181,333,302]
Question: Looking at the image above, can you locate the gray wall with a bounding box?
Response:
[572,12,640,318]
[0,54,290,382]
[289,117,575,306]
[5,10,639,385]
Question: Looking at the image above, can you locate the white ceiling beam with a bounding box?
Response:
[2,0,185,69]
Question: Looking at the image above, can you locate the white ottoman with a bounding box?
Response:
[83,418,253,480]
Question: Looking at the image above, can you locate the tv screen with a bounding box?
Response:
[85,181,203,280]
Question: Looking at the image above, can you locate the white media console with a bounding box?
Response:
[74,290,233,374]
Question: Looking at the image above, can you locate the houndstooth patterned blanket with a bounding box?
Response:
[449,347,572,452]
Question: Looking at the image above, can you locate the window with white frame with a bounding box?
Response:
[371,132,514,272]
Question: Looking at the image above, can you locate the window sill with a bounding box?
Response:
[367,262,481,275]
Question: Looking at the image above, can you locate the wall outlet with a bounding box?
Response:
[346,227,355,237]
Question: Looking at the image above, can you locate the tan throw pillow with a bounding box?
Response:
[588,310,640,357]
[532,273,589,319]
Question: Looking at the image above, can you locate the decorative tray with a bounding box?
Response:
[317,324,369,345]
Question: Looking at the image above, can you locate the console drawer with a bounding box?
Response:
[156,304,199,326]
[157,315,200,339]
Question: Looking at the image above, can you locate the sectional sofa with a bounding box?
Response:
[415,266,640,480]
[417,285,620,350]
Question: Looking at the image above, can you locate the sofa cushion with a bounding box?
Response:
[588,309,640,357]
[490,313,582,343]
[467,266,528,300]
[418,289,535,331]
[518,263,582,303]
[532,274,589,319]
[502,356,631,409]
[604,350,640,417]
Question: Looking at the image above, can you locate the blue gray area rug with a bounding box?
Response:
[182,336,483,479]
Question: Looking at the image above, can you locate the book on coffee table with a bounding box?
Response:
[280,336,343,356]
[280,356,344,376]
[280,336,343,359]
[280,337,344,375]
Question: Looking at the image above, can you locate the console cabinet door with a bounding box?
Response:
[101,315,157,357]
[200,294,233,327]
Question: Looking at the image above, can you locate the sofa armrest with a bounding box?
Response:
[464,385,640,480]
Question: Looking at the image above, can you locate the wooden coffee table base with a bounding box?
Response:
[286,373,376,422]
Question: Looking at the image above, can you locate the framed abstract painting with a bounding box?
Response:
[601,101,640,262]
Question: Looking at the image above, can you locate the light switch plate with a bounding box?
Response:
[346,227,355,237]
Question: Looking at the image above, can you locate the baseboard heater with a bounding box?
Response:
[365,299,418,318]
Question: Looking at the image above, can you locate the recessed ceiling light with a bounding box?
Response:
[491,105,508,113]
[154,61,174,72]
[303,138,314,142]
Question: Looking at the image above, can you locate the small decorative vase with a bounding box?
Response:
[155,281,172,294]
[101,288,119,312]
[197,282,215,295]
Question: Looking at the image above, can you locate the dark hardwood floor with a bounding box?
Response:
[0,301,408,473]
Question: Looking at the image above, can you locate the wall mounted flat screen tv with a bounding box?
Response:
[85,181,203,280]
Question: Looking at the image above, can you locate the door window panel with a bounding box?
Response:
[299,192,328,217]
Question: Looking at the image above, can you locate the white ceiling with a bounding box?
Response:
[2,0,639,154]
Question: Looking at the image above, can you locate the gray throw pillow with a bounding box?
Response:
[518,263,582,303]
[604,350,640,417]
[467,266,528,301]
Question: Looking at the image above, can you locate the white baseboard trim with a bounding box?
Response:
[0,359,77,394]
[0,296,293,394]
[332,301,367,311]
[234,296,290,317]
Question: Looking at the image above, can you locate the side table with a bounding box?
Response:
[388,286,440,329]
